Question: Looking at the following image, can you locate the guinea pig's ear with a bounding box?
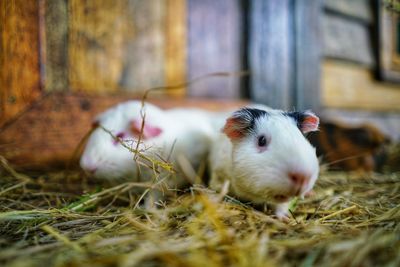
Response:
[130,119,163,139]
[287,110,320,134]
[223,108,256,140]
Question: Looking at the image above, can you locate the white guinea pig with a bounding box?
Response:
[209,107,320,219]
[80,101,216,187]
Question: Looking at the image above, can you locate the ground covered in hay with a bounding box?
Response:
[1,159,400,267]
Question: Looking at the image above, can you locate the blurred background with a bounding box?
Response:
[0,0,399,170]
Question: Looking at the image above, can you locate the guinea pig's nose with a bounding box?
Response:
[289,172,309,187]
[81,157,98,174]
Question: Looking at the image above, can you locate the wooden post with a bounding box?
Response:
[249,0,293,109]
[248,0,322,111]
[165,0,187,96]
[68,0,131,92]
[294,0,322,111]
[187,0,244,98]
[0,0,42,126]
[43,0,69,92]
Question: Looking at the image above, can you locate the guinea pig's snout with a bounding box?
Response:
[80,156,98,175]
[289,172,310,195]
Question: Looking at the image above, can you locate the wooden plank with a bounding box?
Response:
[323,13,374,66]
[119,0,166,92]
[0,0,42,127]
[249,0,292,109]
[187,0,244,98]
[68,0,131,92]
[322,60,400,111]
[0,93,248,170]
[377,1,400,83]
[324,0,372,23]
[165,0,186,96]
[43,0,68,92]
[294,0,322,111]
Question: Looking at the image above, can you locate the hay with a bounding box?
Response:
[1,157,400,267]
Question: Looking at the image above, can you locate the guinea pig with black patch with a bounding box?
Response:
[209,107,320,220]
[80,101,216,189]
[306,121,391,172]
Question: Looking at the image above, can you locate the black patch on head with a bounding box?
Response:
[284,111,307,130]
[233,108,269,135]
[241,108,268,120]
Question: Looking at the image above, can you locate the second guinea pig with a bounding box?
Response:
[209,107,320,219]
[80,101,216,189]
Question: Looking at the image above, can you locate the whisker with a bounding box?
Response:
[323,153,369,167]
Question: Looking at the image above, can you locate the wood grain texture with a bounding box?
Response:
[322,60,400,111]
[295,0,322,111]
[44,0,68,92]
[323,13,374,66]
[377,1,400,83]
[249,0,292,109]
[187,0,244,98]
[0,0,42,127]
[324,0,372,23]
[249,0,323,110]
[68,0,131,92]
[0,93,248,169]
[119,0,166,92]
[165,0,186,96]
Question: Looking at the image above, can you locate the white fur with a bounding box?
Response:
[209,108,319,219]
[80,101,216,187]
[81,101,320,218]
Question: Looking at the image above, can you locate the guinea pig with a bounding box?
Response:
[80,101,216,188]
[306,121,390,172]
[209,107,320,219]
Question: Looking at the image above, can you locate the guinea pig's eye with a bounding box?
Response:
[257,135,268,147]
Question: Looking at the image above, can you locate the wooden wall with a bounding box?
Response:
[321,0,400,140]
[43,0,245,95]
[0,0,188,96]
[68,0,131,92]
[0,0,248,168]
[0,0,42,126]
[322,0,400,112]
[44,0,68,92]
[249,0,321,110]
[187,0,244,98]
[0,0,191,127]
[46,0,187,93]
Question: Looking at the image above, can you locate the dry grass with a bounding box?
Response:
[0,156,400,267]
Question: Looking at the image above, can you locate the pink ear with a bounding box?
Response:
[301,111,319,133]
[131,119,163,139]
[223,117,246,140]
[223,108,266,141]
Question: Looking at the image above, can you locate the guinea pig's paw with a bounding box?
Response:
[275,211,290,223]
[304,190,315,198]
[274,202,291,222]
[143,190,164,210]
